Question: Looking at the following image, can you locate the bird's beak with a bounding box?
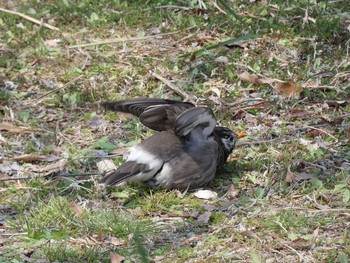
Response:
[236,132,247,139]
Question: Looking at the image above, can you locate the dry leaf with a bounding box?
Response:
[312,227,319,243]
[287,110,314,119]
[214,56,229,64]
[110,252,125,263]
[0,122,33,133]
[109,237,126,246]
[69,203,84,217]
[0,161,21,174]
[97,159,117,174]
[293,172,316,182]
[240,230,258,239]
[227,184,239,199]
[193,189,218,200]
[0,133,6,144]
[110,147,128,156]
[303,79,320,88]
[32,159,67,174]
[44,39,60,47]
[203,87,221,98]
[285,165,294,183]
[12,154,42,162]
[197,211,212,223]
[274,81,303,98]
[238,71,262,85]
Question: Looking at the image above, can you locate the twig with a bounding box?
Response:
[237,136,297,147]
[34,75,83,105]
[301,125,338,142]
[0,176,36,181]
[281,207,350,213]
[150,71,195,103]
[0,7,59,31]
[224,98,265,107]
[0,172,97,181]
[269,233,308,262]
[68,32,178,49]
[144,5,192,11]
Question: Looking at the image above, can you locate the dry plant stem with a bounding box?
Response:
[270,235,307,262]
[34,75,83,104]
[281,207,350,213]
[144,5,192,11]
[0,7,59,31]
[68,32,178,49]
[225,98,265,107]
[0,173,97,181]
[150,71,195,103]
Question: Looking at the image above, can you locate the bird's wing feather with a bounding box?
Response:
[98,161,149,186]
[139,104,193,131]
[174,107,216,138]
[102,98,194,131]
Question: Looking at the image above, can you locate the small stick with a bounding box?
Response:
[0,7,59,31]
[144,5,192,11]
[151,71,195,103]
[0,172,97,181]
[224,98,265,107]
[34,75,83,104]
[68,32,178,49]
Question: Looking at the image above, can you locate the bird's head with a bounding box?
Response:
[215,127,247,154]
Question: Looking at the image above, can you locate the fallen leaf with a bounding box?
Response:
[0,122,33,133]
[197,211,212,223]
[109,237,126,246]
[303,79,320,88]
[312,227,319,243]
[285,165,294,183]
[274,81,303,98]
[0,133,6,144]
[214,56,229,64]
[0,161,21,174]
[69,203,84,217]
[287,110,314,119]
[96,159,117,174]
[203,86,221,98]
[227,184,240,199]
[44,39,60,47]
[299,138,312,146]
[12,154,42,162]
[110,252,125,263]
[238,71,262,85]
[240,230,258,239]
[193,189,218,200]
[110,147,129,156]
[293,172,316,182]
[86,115,108,131]
[32,159,67,174]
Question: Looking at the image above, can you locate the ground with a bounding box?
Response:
[0,0,350,262]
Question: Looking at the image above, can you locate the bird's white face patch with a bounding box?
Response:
[220,137,236,153]
[126,146,163,183]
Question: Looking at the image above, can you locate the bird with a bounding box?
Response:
[98,98,246,190]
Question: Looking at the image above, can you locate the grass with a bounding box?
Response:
[1,0,350,262]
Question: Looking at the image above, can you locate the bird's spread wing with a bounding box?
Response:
[102,98,194,131]
[174,107,216,138]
